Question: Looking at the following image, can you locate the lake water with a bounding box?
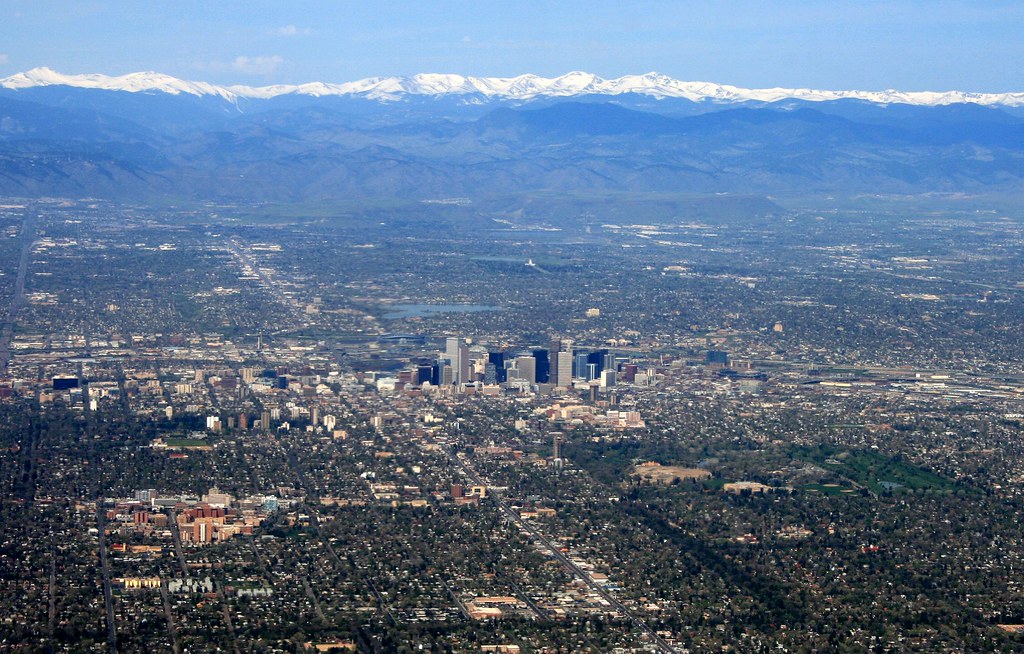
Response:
[382,304,504,319]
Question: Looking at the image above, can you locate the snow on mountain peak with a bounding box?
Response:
[2,67,1023,107]
[1,67,240,102]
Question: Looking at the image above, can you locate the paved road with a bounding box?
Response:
[301,575,327,623]
[283,447,399,627]
[47,547,56,654]
[15,420,38,503]
[159,581,182,654]
[0,216,33,375]
[223,238,311,331]
[312,511,400,627]
[95,507,119,654]
[167,509,190,578]
[502,574,549,620]
[213,579,242,654]
[444,446,677,653]
[439,576,471,620]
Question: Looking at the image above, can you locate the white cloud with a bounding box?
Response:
[275,25,311,36]
[0,54,9,65]
[231,55,284,76]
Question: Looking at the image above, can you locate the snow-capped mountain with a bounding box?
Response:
[3,64,1024,204]
[0,67,240,103]
[3,67,1023,107]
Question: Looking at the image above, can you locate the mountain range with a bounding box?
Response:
[5,68,1024,107]
[1,68,1023,204]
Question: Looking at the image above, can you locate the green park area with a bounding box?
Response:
[794,446,960,494]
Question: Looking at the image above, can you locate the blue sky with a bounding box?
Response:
[1,1,1022,92]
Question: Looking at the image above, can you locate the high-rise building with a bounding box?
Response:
[706,350,729,367]
[574,351,589,379]
[445,338,460,382]
[622,364,638,383]
[446,337,469,384]
[548,338,562,385]
[417,365,434,385]
[488,351,506,383]
[552,432,564,470]
[532,349,550,384]
[457,342,469,383]
[556,351,573,387]
[600,368,616,388]
[511,356,536,384]
[603,351,616,372]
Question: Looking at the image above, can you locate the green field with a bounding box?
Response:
[793,446,959,494]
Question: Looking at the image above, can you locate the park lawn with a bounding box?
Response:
[793,445,959,494]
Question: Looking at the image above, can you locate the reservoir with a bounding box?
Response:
[382,304,504,319]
